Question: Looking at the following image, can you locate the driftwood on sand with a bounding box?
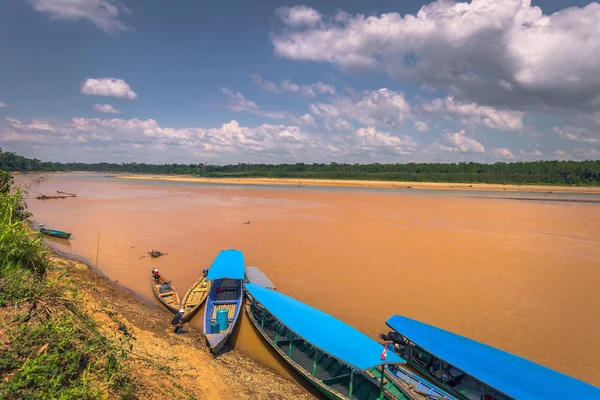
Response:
[36,191,78,200]
[148,249,167,258]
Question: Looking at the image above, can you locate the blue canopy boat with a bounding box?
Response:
[245,283,417,400]
[202,249,245,353]
[385,315,600,400]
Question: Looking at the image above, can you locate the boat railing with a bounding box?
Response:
[248,301,413,400]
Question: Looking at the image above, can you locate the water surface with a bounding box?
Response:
[23,174,600,386]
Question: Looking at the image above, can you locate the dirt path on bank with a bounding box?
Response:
[48,254,313,400]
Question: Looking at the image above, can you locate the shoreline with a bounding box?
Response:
[115,174,600,194]
[48,250,313,399]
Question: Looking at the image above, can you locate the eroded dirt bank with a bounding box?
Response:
[48,253,313,400]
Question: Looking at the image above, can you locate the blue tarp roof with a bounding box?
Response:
[206,249,245,281]
[387,315,600,400]
[245,283,405,371]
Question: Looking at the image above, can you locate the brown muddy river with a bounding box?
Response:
[21,174,600,387]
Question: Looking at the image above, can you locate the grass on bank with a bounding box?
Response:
[0,171,136,400]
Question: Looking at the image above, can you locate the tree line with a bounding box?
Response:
[2,148,600,185]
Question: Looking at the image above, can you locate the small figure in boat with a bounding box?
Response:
[171,308,185,334]
[152,267,160,281]
[202,267,209,278]
[379,331,404,352]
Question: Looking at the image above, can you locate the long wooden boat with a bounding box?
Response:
[244,283,418,400]
[387,365,456,400]
[40,227,71,239]
[151,273,181,314]
[385,315,600,400]
[245,266,276,290]
[181,273,210,322]
[203,249,245,354]
[367,365,456,400]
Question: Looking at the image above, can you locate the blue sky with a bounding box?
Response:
[1,0,600,164]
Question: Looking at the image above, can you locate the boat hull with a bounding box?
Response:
[202,278,243,353]
[245,304,414,400]
[181,276,210,322]
[40,228,71,239]
[151,276,180,314]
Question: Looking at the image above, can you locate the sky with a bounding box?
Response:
[1,0,600,164]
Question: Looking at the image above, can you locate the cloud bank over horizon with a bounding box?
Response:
[1,0,600,164]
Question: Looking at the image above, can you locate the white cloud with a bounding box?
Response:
[81,78,137,100]
[251,74,279,93]
[434,130,485,153]
[94,103,121,114]
[355,127,417,155]
[554,127,600,144]
[221,88,317,127]
[0,117,329,163]
[252,74,335,97]
[488,148,515,160]
[324,118,355,134]
[272,1,600,113]
[424,97,524,131]
[28,0,129,35]
[311,88,411,129]
[277,6,322,27]
[0,102,6,108]
[554,149,571,160]
[414,121,429,132]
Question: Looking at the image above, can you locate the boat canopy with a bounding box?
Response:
[206,249,245,281]
[245,266,276,290]
[386,315,600,400]
[245,283,405,371]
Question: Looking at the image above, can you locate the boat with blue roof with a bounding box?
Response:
[203,249,245,354]
[384,315,600,400]
[244,282,418,399]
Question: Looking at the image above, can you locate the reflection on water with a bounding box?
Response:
[22,173,600,387]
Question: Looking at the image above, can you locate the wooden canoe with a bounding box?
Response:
[181,275,210,322]
[151,275,181,314]
[40,227,71,239]
[244,283,417,400]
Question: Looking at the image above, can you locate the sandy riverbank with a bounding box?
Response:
[116,174,600,194]
[48,253,313,400]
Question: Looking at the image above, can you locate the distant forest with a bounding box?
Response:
[2,148,600,186]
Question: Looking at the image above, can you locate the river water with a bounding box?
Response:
[22,174,600,387]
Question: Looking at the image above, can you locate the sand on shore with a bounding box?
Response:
[116,174,600,194]
[49,253,313,400]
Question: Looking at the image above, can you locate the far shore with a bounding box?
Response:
[114,174,600,194]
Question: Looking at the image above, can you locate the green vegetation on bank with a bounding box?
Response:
[0,171,135,399]
[2,147,600,185]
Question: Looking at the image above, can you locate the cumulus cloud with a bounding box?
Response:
[310,88,411,129]
[554,126,600,144]
[0,116,329,163]
[221,88,317,127]
[81,78,137,100]
[414,121,429,132]
[425,97,524,131]
[272,1,600,113]
[554,149,572,160]
[277,5,322,27]
[355,127,417,155]
[488,147,515,160]
[94,103,121,114]
[252,74,335,97]
[28,0,129,35]
[0,102,7,108]
[433,130,485,153]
